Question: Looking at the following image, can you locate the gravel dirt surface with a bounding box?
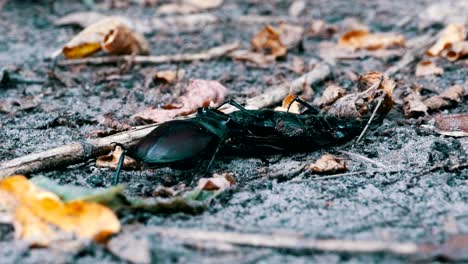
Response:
[0,0,467,263]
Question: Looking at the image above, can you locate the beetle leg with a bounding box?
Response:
[287,96,320,115]
[111,148,127,185]
[204,143,222,173]
[215,99,261,118]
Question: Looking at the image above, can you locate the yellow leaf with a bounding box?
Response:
[62,17,149,59]
[0,175,120,246]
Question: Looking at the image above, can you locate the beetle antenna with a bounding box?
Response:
[111,148,127,185]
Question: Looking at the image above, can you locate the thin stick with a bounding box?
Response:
[57,43,239,66]
[338,150,386,169]
[147,227,420,256]
[356,97,383,143]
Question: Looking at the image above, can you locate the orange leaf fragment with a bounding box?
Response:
[427,24,466,57]
[198,172,236,191]
[252,25,287,58]
[339,29,405,50]
[275,94,301,114]
[0,175,120,246]
[96,145,138,170]
[308,154,347,174]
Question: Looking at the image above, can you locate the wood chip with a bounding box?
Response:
[415,60,444,76]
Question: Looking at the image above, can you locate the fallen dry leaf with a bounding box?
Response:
[434,114,468,135]
[274,94,301,114]
[0,175,120,246]
[415,60,444,77]
[198,173,236,191]
[288,0,306,17]
[252,25,287,58]
[315,84,346,108]
[96,145,138,170]
[402,86,428,118]
[132,79,227,123]
[442,41,468,61]
[0,96,41,114]
[153,69,185,84]
[157,0,223,14]
[308,154,347,174]
[423,85,465,111]
[308,20,337,38]
[62,17,149,59]
[427,24,466,57]
[339,29,405,50]
[325,72,395,119]
[284,56,305,74]
[277,22,304,49]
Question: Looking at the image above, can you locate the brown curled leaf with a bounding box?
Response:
[339,29,405,50]
[427,24,466,57]
[442,41,468,61]
[308,154,347,174]
[325,72,395,119]
[415,60,444,77]
[402,86,428,118]
[197,172,236,191]
[132,79,227,124]
[252,25,287,58]
[315,84,346,108]
[96,145,138,170]
[62,17,149,59]
[423,85,465,111]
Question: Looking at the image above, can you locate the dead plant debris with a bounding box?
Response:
[62,17,149,59]
[415,60,444,77]
[339,29,405,50]
[308,154,347,174]
[132,79,227,124]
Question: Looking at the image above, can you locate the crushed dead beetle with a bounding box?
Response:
[111,99,370,185]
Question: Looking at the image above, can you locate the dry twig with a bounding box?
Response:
[148,227,420,256]
[57,43,239,66]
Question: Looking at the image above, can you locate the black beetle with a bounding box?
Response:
[111,99,366,185]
